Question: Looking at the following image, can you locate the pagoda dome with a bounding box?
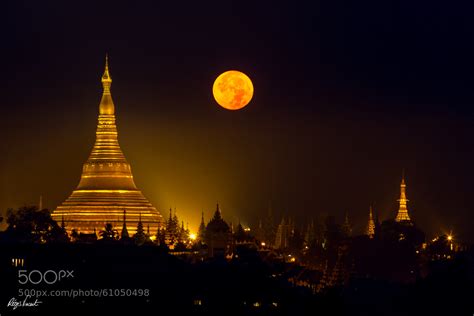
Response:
[206,203,230,233]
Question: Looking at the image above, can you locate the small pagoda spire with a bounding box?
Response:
[198,211,206,242]
[133,212,146,245]
[121,209,129,239]
[135,212,144,236]
[366,206,375,238]
[395,171,412,222]
[214,203,222,220]
[172,208,179,226]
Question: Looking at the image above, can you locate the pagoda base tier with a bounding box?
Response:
[52,189,162,235]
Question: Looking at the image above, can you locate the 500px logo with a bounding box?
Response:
[18,270,74,285]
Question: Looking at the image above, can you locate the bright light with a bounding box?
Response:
[261,242,266,246]
[189,233,197,241]
[447,235,453,241]
[213,70,254,110]
[244,227,251,232]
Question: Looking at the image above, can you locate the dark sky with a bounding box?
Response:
[1,0,474,241]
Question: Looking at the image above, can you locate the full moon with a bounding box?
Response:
[212,70,254,110]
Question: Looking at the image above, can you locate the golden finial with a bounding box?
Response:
[99,54,114,114]
[102,54,112,86]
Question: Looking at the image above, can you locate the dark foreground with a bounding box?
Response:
[0,243,473,316]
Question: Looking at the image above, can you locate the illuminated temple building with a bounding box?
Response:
[52,57,163,235]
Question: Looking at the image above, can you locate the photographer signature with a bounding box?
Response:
[7,295,42,310]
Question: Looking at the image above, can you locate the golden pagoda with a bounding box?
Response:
[395,174,412,223]
[52,56,163,235]
[366,206,375,238]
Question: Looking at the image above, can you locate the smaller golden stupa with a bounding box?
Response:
[395,174,412,223]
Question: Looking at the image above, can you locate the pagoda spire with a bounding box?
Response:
[198,211,206,242]
[121,209,129,239]
[135,213,144,235]
[395,172,412,222]
[76,55,134,189]
[214,203,222,220]
[99,54,114,115]
[366,206,375,238]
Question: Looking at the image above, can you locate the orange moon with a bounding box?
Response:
[212,70,254,110]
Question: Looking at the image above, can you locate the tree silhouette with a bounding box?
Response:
[99,223,118,241]
[2,206,68,243]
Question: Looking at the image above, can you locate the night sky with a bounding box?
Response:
[2,1,474,241]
